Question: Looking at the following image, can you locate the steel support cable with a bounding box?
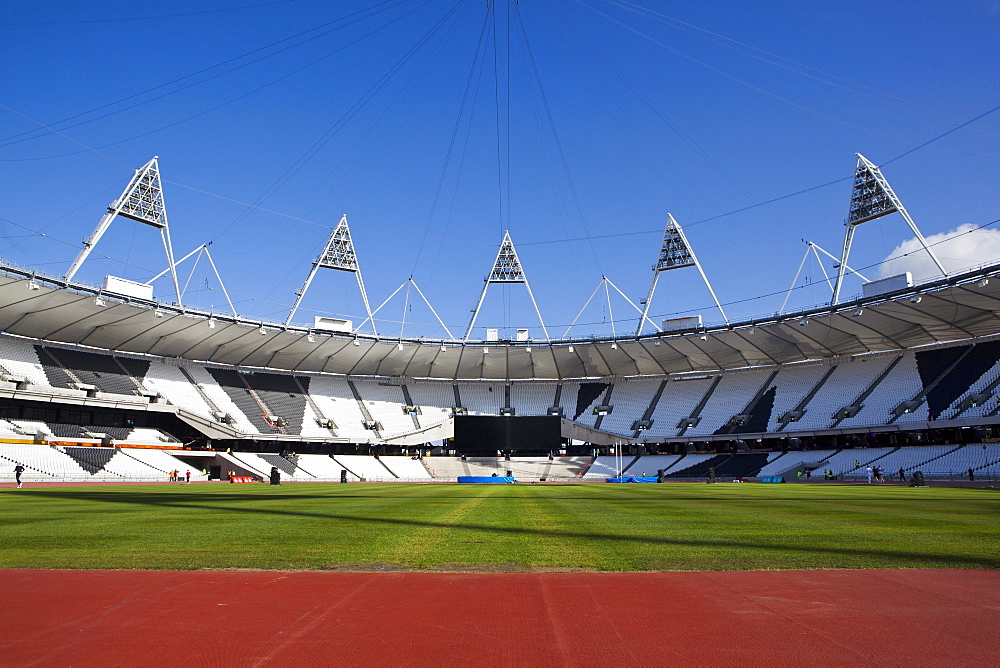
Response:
[510,20,584,280]
[250,1,479,314]
[573,0,926,146]
[208,0,467,245]
[2,212,997,331]
[0,2,436,162]
[519,102,1000,247]
[295,0,479,218]
[548,0,787,236]
[428,34,494,274]
[0,0,407,146]
[548,215,1000,330]
[632,217,1000,326]
[562,0,798,237]
[0,0,305,25]
[505,0,512,233]
[509,15,588,285]
[409,9,493,278]
[605,0,1000,137]
[536,0,715,216]
[513,2,604,274]
[491,1,505,238]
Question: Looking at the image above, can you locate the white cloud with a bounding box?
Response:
[877,224,1000,283]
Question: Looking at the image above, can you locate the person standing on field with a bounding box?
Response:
[14,462,25,488]
[185,470,191,484]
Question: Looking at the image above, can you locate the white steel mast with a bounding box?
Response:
[285,215,376,334]
[831,154,947,304]
[465,231,549,341]
[65,156,182,306]
[637,213,728,334]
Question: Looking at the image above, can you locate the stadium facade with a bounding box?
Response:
[1,155,999,482]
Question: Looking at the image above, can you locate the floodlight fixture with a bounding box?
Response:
[95,297,106,307]
[978,278,989,287]
[27,281,39,291]
[353,338,360,346]
[568,345,574,353]
[910,295,922,304]
[611,342,618,350]
[208,318,216,329]
[307,333,316,343]
[853,308,864,317]
[397,342,404,351]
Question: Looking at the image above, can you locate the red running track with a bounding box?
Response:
[1,569,997,666]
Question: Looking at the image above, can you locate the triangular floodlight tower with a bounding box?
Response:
[145,243,237,316]
[465,231,549,341]
[64,156,182,306]
[831,153,948,304]
[284,215,376,334]
[636,214,728,335]
[780,241,870,314]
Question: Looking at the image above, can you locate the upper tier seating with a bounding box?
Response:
[353,380,419,437]
[509,383,558,416]
[686,370,771,436]
[3,336,1000,443]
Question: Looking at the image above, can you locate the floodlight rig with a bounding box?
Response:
[284,215,376,335]
[831,154,948,304]
[636,214,728,335]
[64,156,183,306]
[465,231,549,341]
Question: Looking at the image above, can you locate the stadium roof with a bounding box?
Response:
[1,261,999,381]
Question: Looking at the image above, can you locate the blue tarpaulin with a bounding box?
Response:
[457,476,516,483]
[605,476,659,483]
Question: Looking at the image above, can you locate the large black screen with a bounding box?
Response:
[453,416,561,453]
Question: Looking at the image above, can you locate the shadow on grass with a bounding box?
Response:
[7,488,1000,568]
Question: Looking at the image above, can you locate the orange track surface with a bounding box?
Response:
[1,569,997,666]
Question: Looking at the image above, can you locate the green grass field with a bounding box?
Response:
[1,482,997,571]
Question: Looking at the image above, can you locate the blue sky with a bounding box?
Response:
[1,0,998,341]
